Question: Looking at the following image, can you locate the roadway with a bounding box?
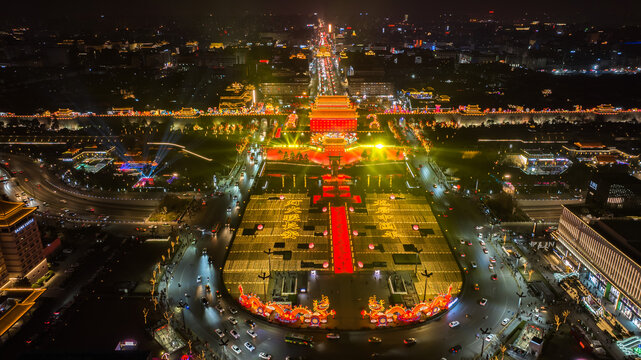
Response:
[1,153,159,224]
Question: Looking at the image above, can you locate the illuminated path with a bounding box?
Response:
[330,206,354,274]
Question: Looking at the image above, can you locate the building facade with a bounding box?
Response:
[553,205,641,329]
[0,200,46,287]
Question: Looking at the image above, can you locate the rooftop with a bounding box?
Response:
[0,200,36,228]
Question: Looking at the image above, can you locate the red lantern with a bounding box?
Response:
[322,261,329,268]
[412,224,419,231]
[323,230,328,236]
[368,243,375,250]
[349,206,355,212]
[322,207,328,212]
[390,195,396,200]
[308,242,315,249]
[352,230,358,236]
[357,261,364,268]
[257,224,264,230]
[279,195,285,200]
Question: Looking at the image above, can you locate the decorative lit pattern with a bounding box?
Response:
[361,286,453,326]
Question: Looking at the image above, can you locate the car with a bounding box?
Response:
[216,290,222,298]
[404,338,416,345]
[326,333,340,339]
[485,334,493,342]
[230,344,241,354]
[474,283,479,291]
[245,319,256,328]
[478,233,483,238]
[491,274,498,281]
[228,316,238,325]
[433,184,438,188]
[201,297,209,306]
[229,329,240,339]
[480,298,488,306]
[215,328,224,338]
[449,321,460,328]
[471,261,477,268]
[244,342,255,352]
[259,353,272,360]
[215,304,224,313]
[466,241,473,246]
[197,275,202,283]
[205,284,211,293]
[489,263,494,270]
[460,252,466,257]
[475,226,483,230]
[227,207,232,214]
[489,257,496,263]
[501,318,510,326]
[449,345,462,353]
[229,307,238,314]
[247,329,257,338]
[368,336,382,343]
[459,239,465,245]
[482,248,489,254]
[479,240,485,246]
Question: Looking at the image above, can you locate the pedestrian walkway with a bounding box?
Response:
[330,206,353,274]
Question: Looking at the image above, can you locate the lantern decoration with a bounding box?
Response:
[257,224,264,230]
[322,207,328,212]
[357,261,364,268]
[349,206,355,212]
[323,230,328,236]
[390,195,396,200]
[368,243,375,250]
[322,261,329,268]
[279,195,285,200]
[412,224,419,231]
[352,230,359,236]
[308,242,315,249]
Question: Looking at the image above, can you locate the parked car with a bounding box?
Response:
[449,321,460,328]
[230,344,241,354]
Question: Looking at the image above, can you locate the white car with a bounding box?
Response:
[501,318,510,326]
[230,344,241,354]
[229,307,238,315]
[229,329,240,339]
[228,316,238,325]
[480,298,488,306]
[197,275,202,283]
[449,321,460,328]
[475,226,483,230]
[479,240,485,246]
[247,329,257,338]
[259,353,272,360]
[471,262,477,269]
[244,342,255,352]
[215,328,224,338]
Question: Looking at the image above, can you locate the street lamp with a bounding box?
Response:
[258,272,271,299]
[479,327,491,358]
[516,292,526,308]
[413,248,423,277]
[419,269,433,302]
[263,248,273,276]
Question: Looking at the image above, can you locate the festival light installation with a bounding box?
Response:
[361,286,453,326]
[238,285,336,326]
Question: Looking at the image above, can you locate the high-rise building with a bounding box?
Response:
[0,200,46,287]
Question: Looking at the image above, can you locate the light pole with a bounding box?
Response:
[263,248,273,276]
[480,327,491,358]
[420,269,434,302]
[258,272,271,300]
[413,248,423,278]
[218,338,229,359]
[516,292,526,308]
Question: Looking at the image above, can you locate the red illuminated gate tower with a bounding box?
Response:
[309,95,358,173]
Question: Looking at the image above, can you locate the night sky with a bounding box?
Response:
[2,0,641,24]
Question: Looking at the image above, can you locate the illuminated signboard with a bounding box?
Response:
[14,218,34,233]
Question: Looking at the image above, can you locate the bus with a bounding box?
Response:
[284,334,313,347]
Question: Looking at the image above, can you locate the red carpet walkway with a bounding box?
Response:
[330,206,353,274]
